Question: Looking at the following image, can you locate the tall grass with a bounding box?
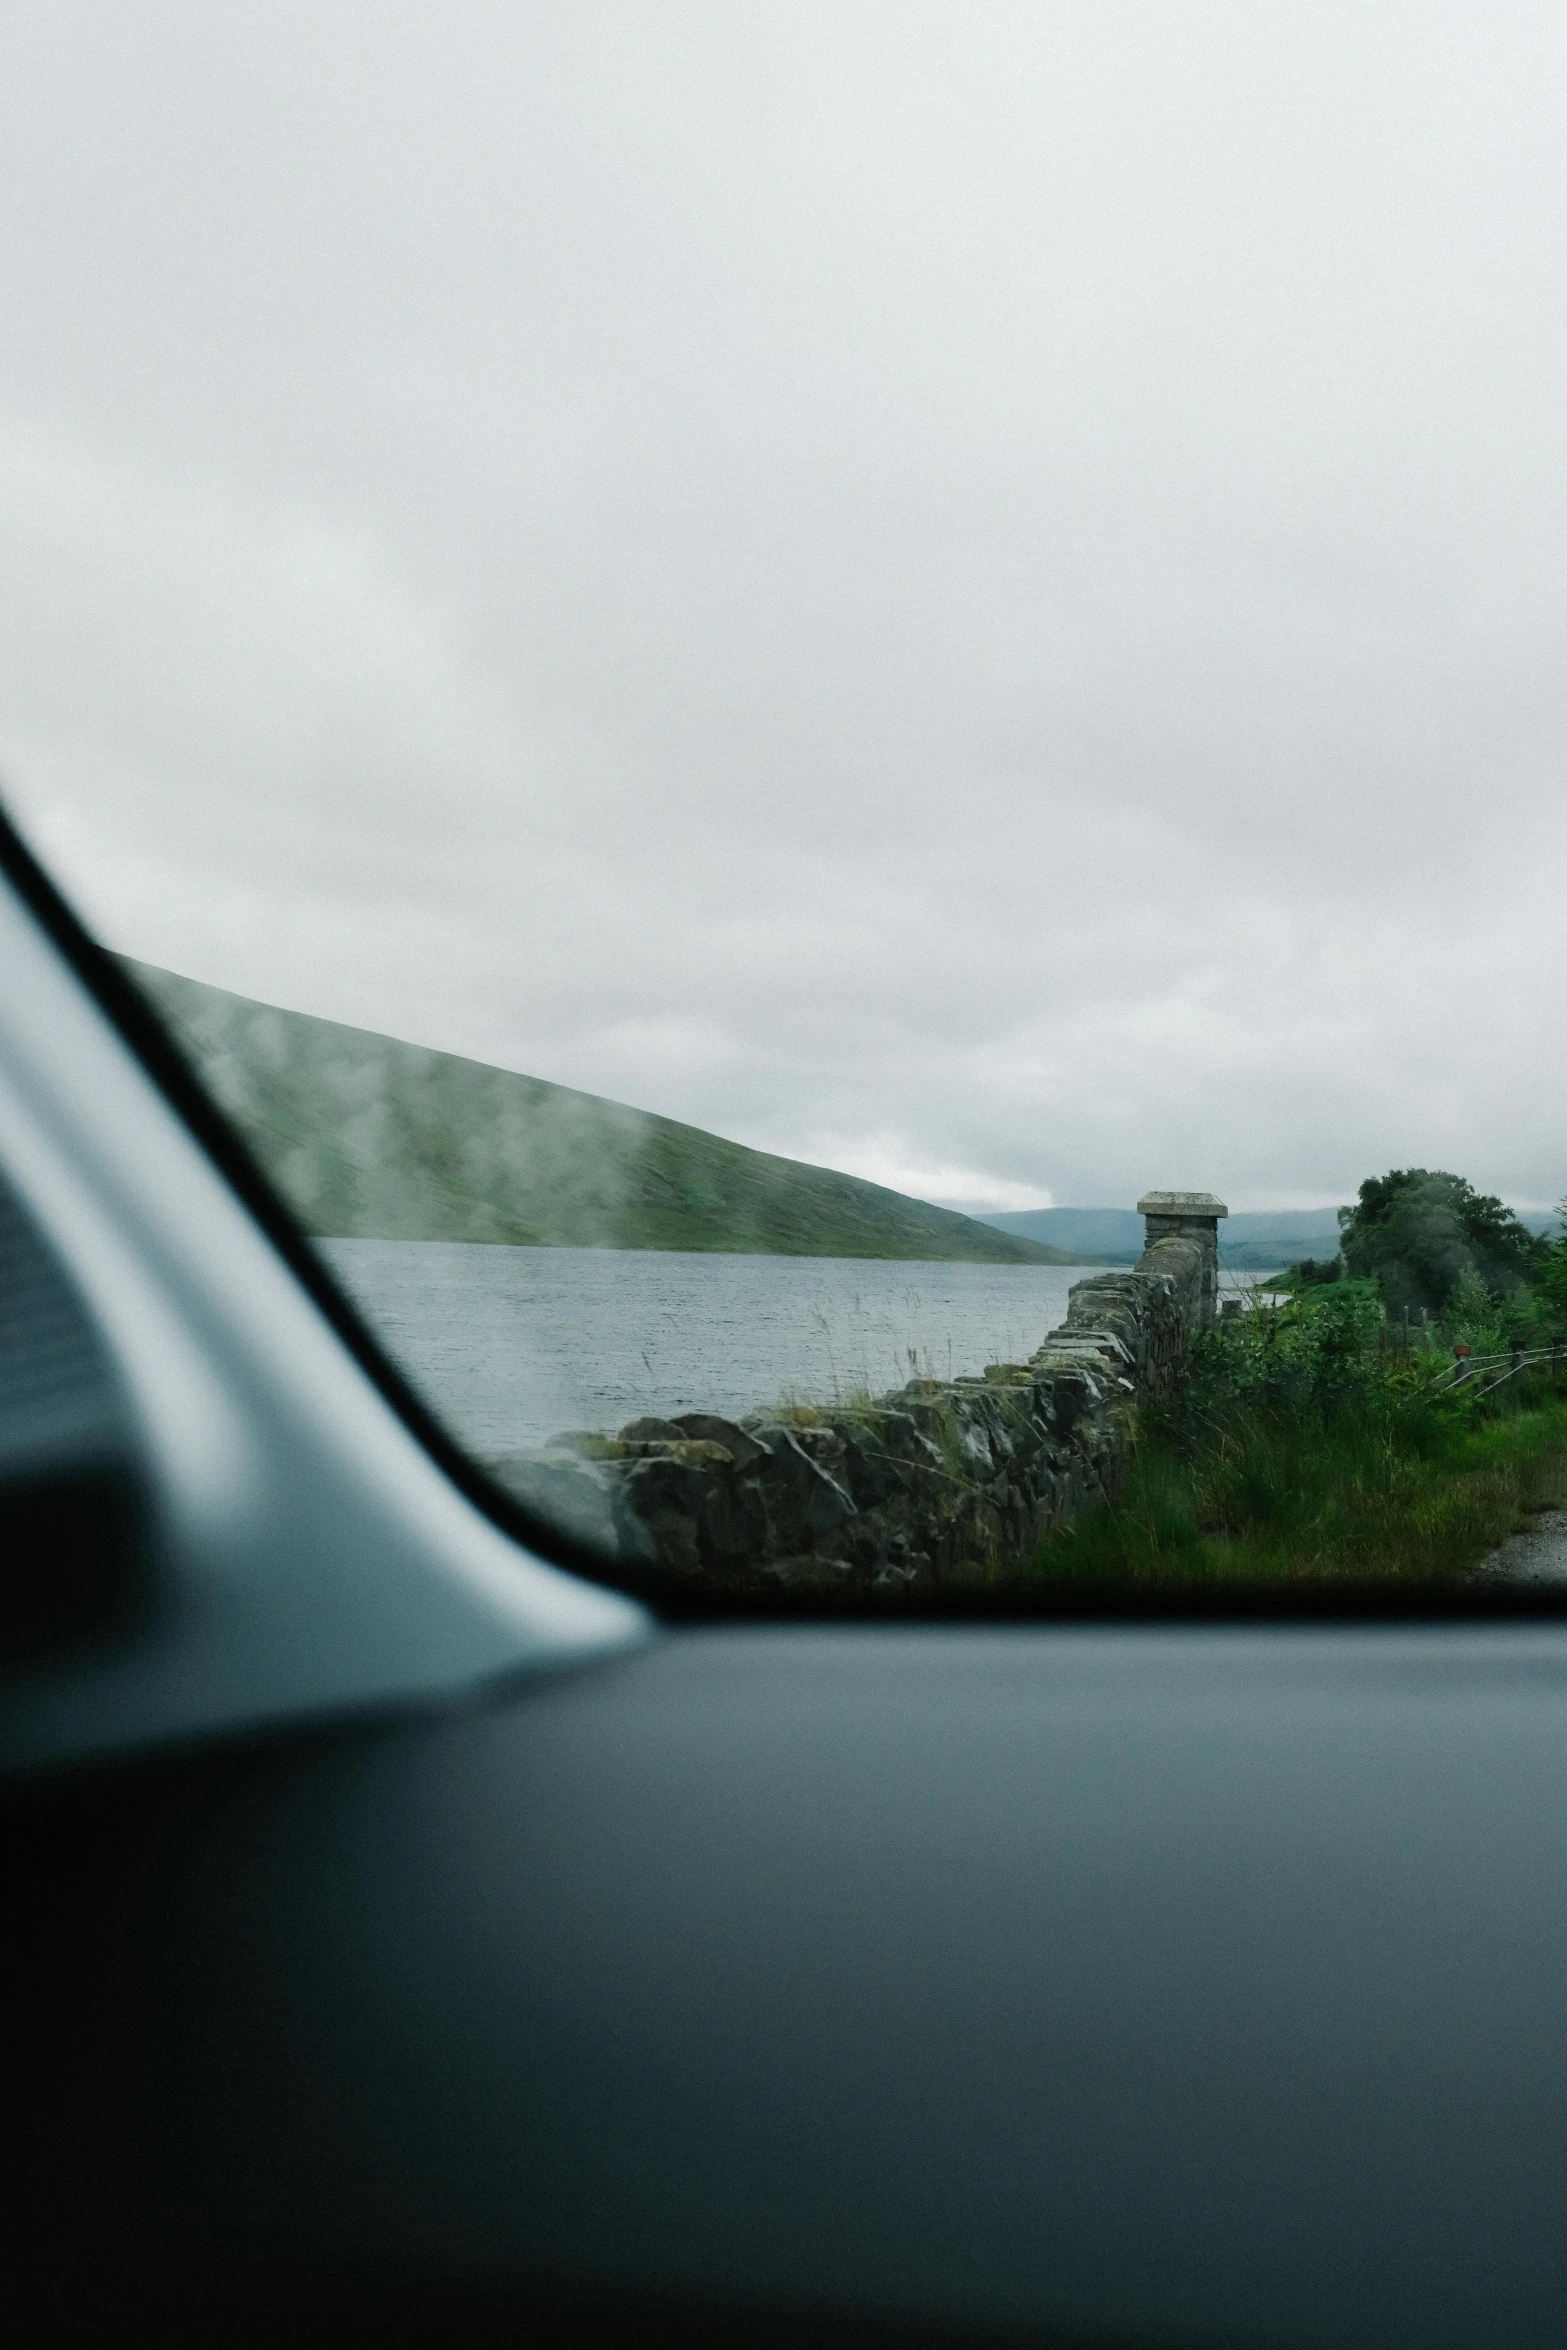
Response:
[1028,1281,1567,1589]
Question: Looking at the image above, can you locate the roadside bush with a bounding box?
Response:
[1283,1254,1343,1288]
[1440,1266,1509,1359]
[1185,1280,1386,1425]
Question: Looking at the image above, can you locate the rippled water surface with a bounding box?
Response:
[319,1241,1117,1455]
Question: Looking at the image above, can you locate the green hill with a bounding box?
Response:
[121,960,1088,1265]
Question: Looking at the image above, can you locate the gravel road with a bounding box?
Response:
[1469,1510,1567,1587]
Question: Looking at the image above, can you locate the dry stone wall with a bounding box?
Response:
[488,1201,1223,1599]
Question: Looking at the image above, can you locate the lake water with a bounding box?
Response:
[319,1240,1117,1456]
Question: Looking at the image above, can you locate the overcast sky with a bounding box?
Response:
[3,3,1563,1214]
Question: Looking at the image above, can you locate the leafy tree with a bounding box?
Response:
[1536,1196,1567,1324]
[1338,1169,1545,1317]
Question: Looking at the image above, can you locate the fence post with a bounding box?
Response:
[1136,1192,1229,1330]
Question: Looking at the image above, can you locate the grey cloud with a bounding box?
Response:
[2,1,1565,1215]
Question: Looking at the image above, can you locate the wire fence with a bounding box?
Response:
[1432,1341,1565,1398]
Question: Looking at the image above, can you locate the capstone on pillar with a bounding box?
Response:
[1136,1191,1229,1330]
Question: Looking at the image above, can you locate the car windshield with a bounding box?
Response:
[5,4,1565,1610]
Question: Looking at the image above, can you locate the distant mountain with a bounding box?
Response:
[122,960,1092,1265]
[981,1206,1351,1271]
[979,1209,1148,1262]
[1213,1213,1349,1270]
[985,1203,1562,1270]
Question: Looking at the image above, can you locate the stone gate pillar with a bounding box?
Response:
[1136,1191,1229,1330]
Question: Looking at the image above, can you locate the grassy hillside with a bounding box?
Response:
[122,960,1087,1264]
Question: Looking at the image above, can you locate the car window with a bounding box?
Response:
[5,5,1564,1610]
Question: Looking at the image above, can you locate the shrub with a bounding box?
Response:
[1440,1266,1508,1358]
[1283,1255,1342,1288]
[1184,1280,1388,1427]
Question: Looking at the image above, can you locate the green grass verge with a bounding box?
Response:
[1028,1393,1567,1590]
[1025,1282,1567,1590]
